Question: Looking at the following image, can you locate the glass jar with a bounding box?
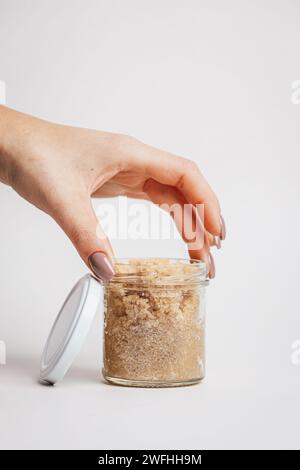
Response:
[102,258,208,387]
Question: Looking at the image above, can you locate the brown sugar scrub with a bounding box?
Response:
[103,258,208,387]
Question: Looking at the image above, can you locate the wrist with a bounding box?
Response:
[0,105,40,186]
[0,106,14,184]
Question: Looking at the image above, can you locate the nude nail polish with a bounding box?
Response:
[220,215,226,241]
[88,252,115,282]
[214,236,221,249]
[208,252,216,279]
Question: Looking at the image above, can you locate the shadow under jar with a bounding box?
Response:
[102,258,208,387]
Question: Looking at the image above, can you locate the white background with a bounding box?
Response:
[0,0,300,449]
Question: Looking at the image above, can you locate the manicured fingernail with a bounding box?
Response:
[213,236,221,249]
[220,214,226,241]
[208,252,216,279]
[88,252,115,282]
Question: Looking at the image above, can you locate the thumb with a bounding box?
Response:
[53,196,115,282]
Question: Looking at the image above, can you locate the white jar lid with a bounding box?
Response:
[40,274,102,385]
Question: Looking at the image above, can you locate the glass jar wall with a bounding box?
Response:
[102,258,208,387]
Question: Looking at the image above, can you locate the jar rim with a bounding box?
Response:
[107,257,209,286]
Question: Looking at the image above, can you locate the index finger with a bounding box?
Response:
[125,138,223,236]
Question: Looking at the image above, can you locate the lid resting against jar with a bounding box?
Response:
[40,274,101,385]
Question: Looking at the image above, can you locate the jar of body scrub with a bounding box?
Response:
[103,259,207,387]
[40,258,208,387]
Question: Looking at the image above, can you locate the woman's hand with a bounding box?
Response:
[0,106,225,281]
